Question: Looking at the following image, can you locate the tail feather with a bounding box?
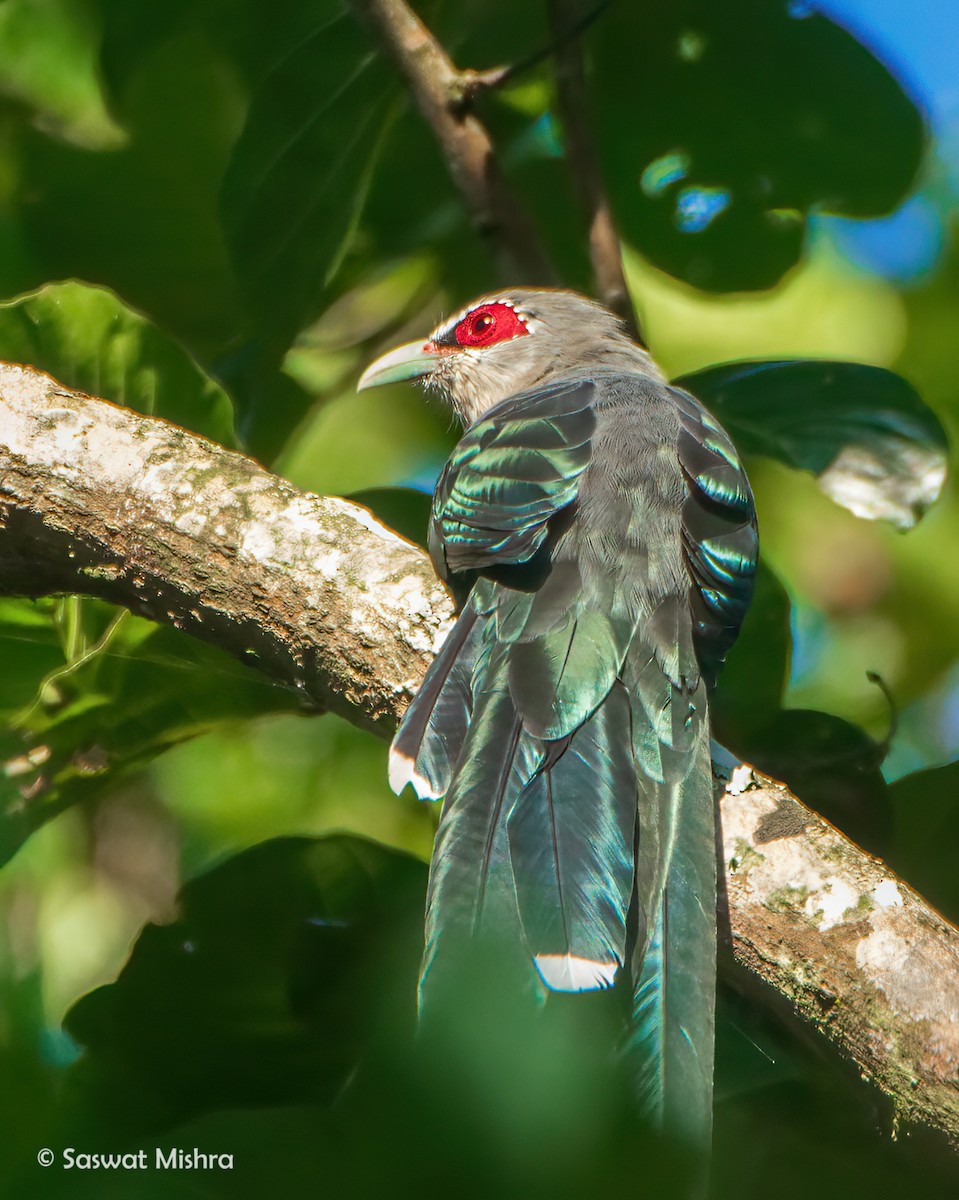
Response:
[629,720,716,1152]
[507,681,637,991]
[622,601,717,1151]
[630,901,666,1103]
[406,599,718,1149]
[660,757,716,1146]
[390,598,481,801]
[420,647,539,998]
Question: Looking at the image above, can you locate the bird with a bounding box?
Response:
[358,288,757,1150]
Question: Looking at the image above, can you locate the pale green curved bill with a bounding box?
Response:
[357,341,443,391]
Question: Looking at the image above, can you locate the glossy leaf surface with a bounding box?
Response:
[677,359,948,529]
[592,0,925,291]
[0,281,236,443]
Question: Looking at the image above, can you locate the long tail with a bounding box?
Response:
[626,622,717,1153]
[401,630,637,1004]
[629,726,716,1150]
[392,602,716,1148]
[507,679,636,992]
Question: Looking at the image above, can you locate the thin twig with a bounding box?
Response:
[348,0,557,285]
[547,0,643,342]
[457,0,614,103]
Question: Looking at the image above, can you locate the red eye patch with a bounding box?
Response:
[454,302,529,348]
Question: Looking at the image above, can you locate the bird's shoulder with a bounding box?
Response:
[427,378,598,587]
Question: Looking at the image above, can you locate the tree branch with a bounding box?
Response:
[718,764,959,1145]
[1,366,957,1145]
[0,364,451,737]
[347,0,558,286]
[546,0,642,341]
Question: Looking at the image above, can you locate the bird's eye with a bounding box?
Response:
[453,302,528,347]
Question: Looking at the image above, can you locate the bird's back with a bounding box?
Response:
[391,359,757,1153]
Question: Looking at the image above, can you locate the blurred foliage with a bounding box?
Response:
[61,836,427,1133]
[593,0,925,291]
[0,599,298,867]
[0,0,957,1198]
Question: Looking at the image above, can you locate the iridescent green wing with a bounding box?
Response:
[674,388,758,686]
[428,381,596,586]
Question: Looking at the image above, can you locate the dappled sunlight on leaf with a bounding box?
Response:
[678,358,948,529]
[593,0,924,291]
[0,0,124,150]
[0,281,237,444]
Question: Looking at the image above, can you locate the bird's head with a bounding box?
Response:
[358,288,660,425]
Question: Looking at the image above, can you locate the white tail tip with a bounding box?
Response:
[388,746,444,801]
[534,954,619,993]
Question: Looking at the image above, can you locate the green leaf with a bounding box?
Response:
[97,0,204,101]
[61,835,425,1140]
[217,2,497,456]
[592,0,925,291]
[712,561,791,745]
[348,487,433,551]
[676,360,948,529]
[889,761,959,925]
[55,840,662,1200]
[0,610,297,866]
[0,281,236,443]
[219,11,398,406]
[0,599,67,713]
[0,0,124,149]
[743,708,892,857]
[10,19,246,362]
[98,0,334,101]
